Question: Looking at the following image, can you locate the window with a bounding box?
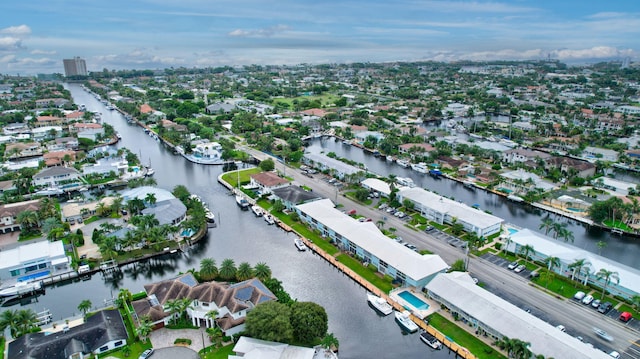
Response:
[24,265,38,273]
[38,263,47,269]
[99,345,108,352]
[10,269,20,277]
[114,341,123,347]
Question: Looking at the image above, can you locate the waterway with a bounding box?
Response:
[305,138,640,269]
[4,84,456,359]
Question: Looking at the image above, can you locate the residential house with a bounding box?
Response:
[43,150,76,167]
[205,102,236,114]
[31,126,63,141]
[7,309,128,359]
[0,240,70,284]
[249,172,290,195]
[0,180,16,194]
[122,186,187,226]
[398,143,436,158]
[544,156,596,178]
[32,166,82,188]
[34,98,69,108]
[581,146,618,163]
[35,115,65,127]
[0,199,40,233]
[502,148,551,165]
[131,273,276,336]
[295,198,449,288]
[4,142,42,158]
[302,152,365,182]
[270,186,321,210]
[229,336,318,359]
[73,123,104,141]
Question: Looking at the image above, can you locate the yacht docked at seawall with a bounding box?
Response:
[420,330,442,349]
[236,195,250,210]
[395,310,419,333]
[396,159,410,168]
[396,177,415,188]
[251,205,263,217]
[294,237,308,251]
[367,293,393,316]
[411,162,428,174]
[0,280,43,297]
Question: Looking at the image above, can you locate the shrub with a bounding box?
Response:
[174,338,192,345]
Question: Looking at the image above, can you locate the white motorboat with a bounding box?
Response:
[420,331,442,349]
[264,214,275,225]
[251,205,263,217]
[205,210,215,224]
[294,237,308,251]
[411,162,428,174]
[396,159,410,168]
[0,281,42,297]
[395,311,419,333]
[396,177,415,188]
[507,194,524,203]
[367,293,393,316]
[236,195,249,210]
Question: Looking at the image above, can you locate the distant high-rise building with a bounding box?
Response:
[63,56,87,77]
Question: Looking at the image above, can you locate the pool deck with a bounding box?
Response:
[389,288,437,319]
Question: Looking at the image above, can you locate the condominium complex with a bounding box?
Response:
[62,56,87,77]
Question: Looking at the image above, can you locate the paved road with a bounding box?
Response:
[266,156,640,357]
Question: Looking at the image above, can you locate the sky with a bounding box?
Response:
[1,0,639,74]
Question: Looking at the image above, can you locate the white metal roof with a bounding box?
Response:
[426,272,611,359]
[0,240,66,269]
[360,178,390,195]
[399,187,503,230]
[303,152,362,175]
[296,199,448,281]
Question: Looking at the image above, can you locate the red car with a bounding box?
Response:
[619,312,632,322]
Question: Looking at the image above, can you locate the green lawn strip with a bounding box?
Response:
[531,274,585,299]
[617,304,639,318]
[335,254,393,293]
[273,212,339,255]
[201,343,235,359]
[221,168,262,187]
[428,313,506,359]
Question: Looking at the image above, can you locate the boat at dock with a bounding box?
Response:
[0,280,43,297]
[411,162,428,174]
[294,237,308,251]
[236,195,250,210]
[264,214,275,225]
[205,210,216,225]
[395,310,419,333]
[507,194,524,203]
[367,293,393,316]
[396,177,415,188]
[251,205,263,217]
[396,159,410,168]
[420,330,442,349]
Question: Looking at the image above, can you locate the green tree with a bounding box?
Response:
[519,244,535,266]
[254,262,272,281]
[172,185,191,202]
[78,299,92,316]
[595,268,620,300]
[450,259,466,272]
[118,289,133,309]
[236,262,254,281]
[354,188,369,202]
[136,316,153,342]
[259,158,275,171]
[219,258,237,281]
[245,301,293,342]
[538,216,554,235]
[290,302,328,344]
[320,332,340,353]
[544,256,560,288]
[14,309,38,338]
[568,258,591,285]
[16,210,40,232]
[199,258,218,281]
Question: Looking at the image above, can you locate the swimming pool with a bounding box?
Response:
[507,228,519,235]
[567,207,585,212]
[397,290,430,311]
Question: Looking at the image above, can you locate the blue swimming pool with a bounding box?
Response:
[397,290,430,311]
[507,228,519,235]
[19,271,49,282]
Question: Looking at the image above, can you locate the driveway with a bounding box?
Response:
[149,328,209,352]
[151,347,199,359]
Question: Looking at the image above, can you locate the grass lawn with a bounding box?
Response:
[531,274,585,299]
[201,343,235,359]
[336,254,393,293]
[221,168,262,188]
[428,313,506,359]
[617,304,639,319]
[98,340,152,358]
[273,212,339,255]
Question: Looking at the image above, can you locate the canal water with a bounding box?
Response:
[6,84,457,358]
[305,139,640,269]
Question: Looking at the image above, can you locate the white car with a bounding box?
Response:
[507,261,519,270]
[582,294,594,305]
[609,351,620,358]
[573,291,586,301]
[514,264,526,273]
[556,325,566,332]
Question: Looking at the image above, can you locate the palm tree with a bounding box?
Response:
[118,289,133,309]
[14,309,38,337]
[631,295,640,311]
[176,298,193,324]
[596,268,620,300]
[0,309,19,338]
[502,236,513,254]
[199,258,218,281]
[219,258,237,281]
[320,332,340,353]
[557,227,574,243]
[47,227,66,241]
[206,326,224,348]
[236,262,254,281]
[205,310,219,328]
[519,244,534,266]
[78,299,92,316]
[164,299,182,325]
[145,192,157,207]
[38,197,59,220]
[568,258,590,284]
[253,262,272,281]
[544,256,560,288]
[16,210,40,232]
[538,216,554,236]
[111,195,124,215]
[136,316,153,342]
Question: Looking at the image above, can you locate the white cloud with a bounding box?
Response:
[0,37,23,51]
[228,24,290,38]
[0,25,31,36]
[0,54,16,63]
[30,49,57,55]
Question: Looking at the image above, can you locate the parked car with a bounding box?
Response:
[573,291,586,301]
[529,269,540,278]
[425,225,434,232]
[582,294,594,305]
[139,349,154,359]
[507,261,519,270]
[609,351,621,358]
[555,325,566,332]
[598,302,613,314]
[379,203,388,210]
[405,243,417,251]
[591,299,601,309]
[347,209,357,215]
[514,264,526,273]
[619,311,633,322]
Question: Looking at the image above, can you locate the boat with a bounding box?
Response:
[367,293,393,316]
[386,156,395,163]
[396,159,410,168]
[205,210,216,224]
[396,177,415,188]
[507,194,524,203]
[116,132,122,139]
[0,281,43,297]
[294,237,308,251]
[264,214,275,225]
[411,162,428,174]
[420,331,442,349]
[235,195,250,210]
[251,205,263,217]
[395,310,419,333]
[428,169,442,178]
[463,180,475,190]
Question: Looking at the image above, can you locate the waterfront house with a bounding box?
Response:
[249,171,290,195]
[270,186,321,210]
[32,166,82,189]
[425,272,611,359]
[43,150,76,167]
[73,123,104,142]
[230,336,318,359]
[4,142,42,158]
[0,199,40,233]
[544,156,595,178]
[302,152,364,182]
[505,228,640,300]
[502,148,551,165]
[360,178,391,196]
[35,115,65,127]
[131,273,276,336]
[398,143,436,158]
[295,198,449,288]
[0,240,70,284]
[7,309,128,359]
[398,187,503,238]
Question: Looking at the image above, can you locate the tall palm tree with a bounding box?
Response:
[538,216,554,236]
[596,268,620,300]
[47,227,66,241]
[544,256,561,288]
[164,299,182,324]
[568,258,590,283]
[118,289,133,309]
[558,227,574,243]
[136,316,153,342]
[219,258,237,281]
[236,262,254,281]
[38,197,59,220]
[253,262,272,281]
[14,309,38,338]
[16,210,40,232]
[78,299,92,316]
[145,192,157,207]
[199,258,218,281]
[206,326,224,348]
[519,244,534,266]
[320,332,340,353]
[0,309,19,338]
